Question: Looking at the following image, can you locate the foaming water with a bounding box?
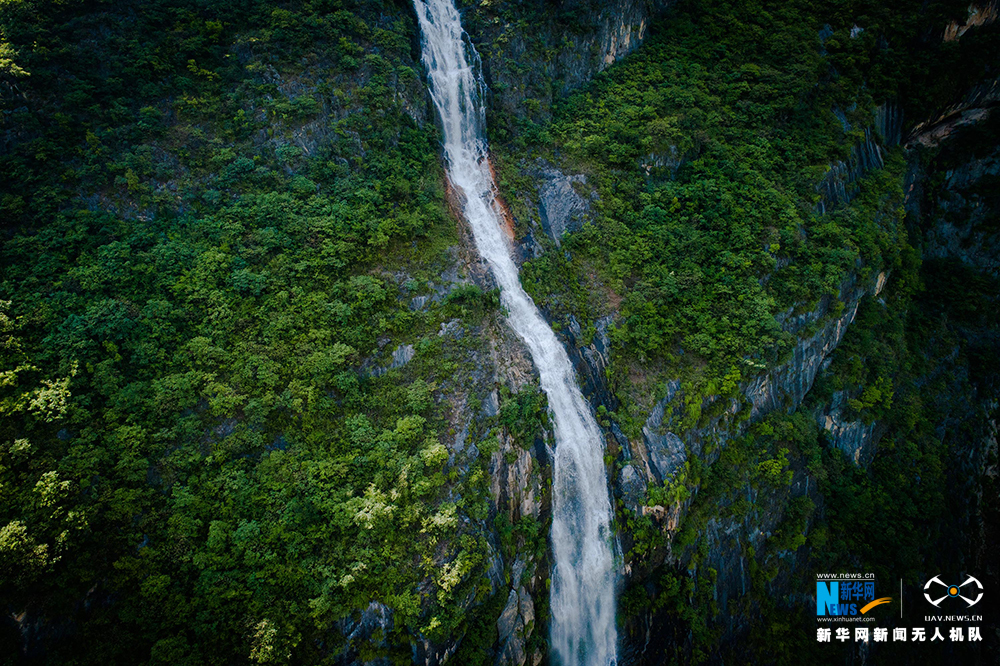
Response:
[412,1,617,663]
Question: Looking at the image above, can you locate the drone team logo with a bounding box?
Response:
[923,575,983,608]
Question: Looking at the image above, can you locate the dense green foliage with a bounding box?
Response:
[2,0,998,663]
[476,0,999,662]
[488,0,998,425]
[614,254,997,663]
[0,0,521,662]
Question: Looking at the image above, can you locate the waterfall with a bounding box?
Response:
[412,1,618,664]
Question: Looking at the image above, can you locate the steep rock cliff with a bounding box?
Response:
[921,144,1000,276]
[462,0,672,128]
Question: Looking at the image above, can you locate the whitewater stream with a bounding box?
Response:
[413,1,618,664]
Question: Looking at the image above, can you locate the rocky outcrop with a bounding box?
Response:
[874,102,904,150]
[638,381,685,483]
[609,271,889,659]
[562,314,619,413]
[489,431,544,523]
[625,270,888,483]
[943,1,999,42]
[618,463,648,516]
[816,127,890,213]
[643,426,686,484]
[745,274,885,422]
[907,79,999,149]
[337,602,394,666]
[704,457,819,633]
[495,582,537,666]
[815,390,880,465]
[816,103,903,213]
[536,164,593,247]
[466,0,673,123]
[369,343,415,377]
[922,145,1000,276]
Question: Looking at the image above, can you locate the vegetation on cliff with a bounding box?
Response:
[1,0,520,662]
[1,0,998,663]
[480,0,998,662]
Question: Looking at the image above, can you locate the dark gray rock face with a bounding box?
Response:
[745,273,886,421]
[496,589,522,656]
[815,390,879,465]
[618,464,648,515]
[923,146,1000,276]
[907,76,1000,149]
[482,389,500,418]
[537,165,591,246]
[466,0,673,123]
[816,103,903,213]
[625,272,886,482]
[874,102,904,147]
[559,313,618,422]
[495,585,536,666]
[369,343,415,377]
[743,299,858,420]
[641,400,687,482]
[337,602,394,666]
[608,270,889,661]
[390,344,416,369]
[816,127,887,213]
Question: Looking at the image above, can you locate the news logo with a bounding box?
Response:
[816,577,891,616]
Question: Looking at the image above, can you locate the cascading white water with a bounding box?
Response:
[412,1,618,664]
